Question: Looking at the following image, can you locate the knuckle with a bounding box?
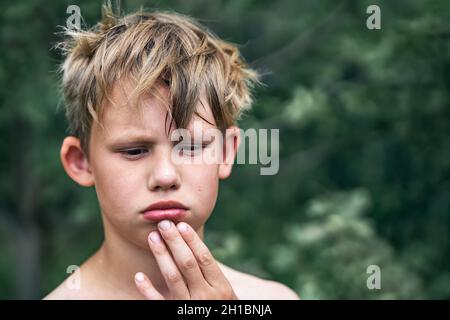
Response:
[180,257,197,271]
[222,291,234,299]
[223,288,237,299]
[216,284,234,299]
[199,252,214,267]
[166,271,183,284]
[183,231,196,243]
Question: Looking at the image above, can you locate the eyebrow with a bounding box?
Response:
[105,134,158,147]
[105,128,213,146]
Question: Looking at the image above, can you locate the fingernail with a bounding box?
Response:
[158,220,171,231]
[177,222,188,233]
[149,231,161,243]
[135,272,145,283]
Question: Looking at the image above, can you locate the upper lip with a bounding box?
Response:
[141,200,188,213]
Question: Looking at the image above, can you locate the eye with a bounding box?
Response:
[177,144,208,156]
[120,148,148,159]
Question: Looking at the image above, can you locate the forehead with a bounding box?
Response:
[95,80,216,141]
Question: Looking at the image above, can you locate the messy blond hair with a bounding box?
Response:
[57,4,260,157]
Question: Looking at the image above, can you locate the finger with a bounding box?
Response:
[157,220,208,291]
[134,272,165,300]
[176,222,228,288]
[148,230,190,299]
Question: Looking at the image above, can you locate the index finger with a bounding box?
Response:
[176,222,228,288]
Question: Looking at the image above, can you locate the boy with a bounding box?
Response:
[45,5,299,300]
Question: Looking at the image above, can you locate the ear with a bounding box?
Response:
[60,136,95,187]
[219,126,241,180]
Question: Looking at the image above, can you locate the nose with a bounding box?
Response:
[147,146,181,192]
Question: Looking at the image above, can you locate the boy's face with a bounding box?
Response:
[61,80,239,249]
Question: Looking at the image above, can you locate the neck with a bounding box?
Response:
[83,217,205,299]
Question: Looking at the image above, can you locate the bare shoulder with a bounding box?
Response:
[218,262,300,300]
[43,272,98,300]
[43,277,83,300]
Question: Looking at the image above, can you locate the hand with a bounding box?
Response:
[134,220,239,300]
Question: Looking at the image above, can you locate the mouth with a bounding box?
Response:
[140,200,189,222]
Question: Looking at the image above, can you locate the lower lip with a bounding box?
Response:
[142,208,188,221]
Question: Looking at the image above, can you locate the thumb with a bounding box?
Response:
[134,272,165,300]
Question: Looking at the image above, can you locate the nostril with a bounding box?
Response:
[152,183,179,192]
[148,168,181,191]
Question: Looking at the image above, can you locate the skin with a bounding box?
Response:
[45,80,299,300]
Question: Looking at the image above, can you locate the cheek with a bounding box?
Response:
[183,164,219,216]
[91,154,142,219]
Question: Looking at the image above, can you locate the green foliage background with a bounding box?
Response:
[0,0,449,299]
